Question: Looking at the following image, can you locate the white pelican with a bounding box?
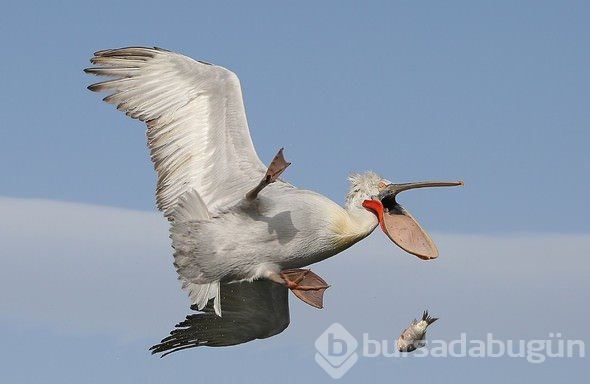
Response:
[85,47,462,317]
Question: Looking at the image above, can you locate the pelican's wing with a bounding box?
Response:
[150,280,290,356]
[85,47,267,218]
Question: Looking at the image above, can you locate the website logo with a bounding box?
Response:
[315,323,358,379]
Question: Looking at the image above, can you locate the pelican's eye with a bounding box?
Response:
[378,181,387,191]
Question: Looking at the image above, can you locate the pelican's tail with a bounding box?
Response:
[183,281,221,316]
[170,189,222,316]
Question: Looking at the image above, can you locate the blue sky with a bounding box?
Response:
[1,1,588,382]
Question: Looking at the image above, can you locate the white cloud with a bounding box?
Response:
[296,232,590,346]
[1,197,589,349]
[0,197,184,341]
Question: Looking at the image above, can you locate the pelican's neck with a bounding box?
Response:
[331,201,379,248]
[345,203,379,236]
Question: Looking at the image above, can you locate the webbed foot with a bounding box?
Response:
[280,268,330,309]
[246,148,291,200]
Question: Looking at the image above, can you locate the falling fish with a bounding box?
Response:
[396,310,439,352]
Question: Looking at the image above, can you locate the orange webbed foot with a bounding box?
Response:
[280,269,330,309]
[246,148,291,200]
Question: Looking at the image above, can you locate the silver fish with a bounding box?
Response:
[396,310,439,352]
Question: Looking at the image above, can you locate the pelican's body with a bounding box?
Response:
[170,170,381,314]
[172,179,378,283]
[86,47,462,317]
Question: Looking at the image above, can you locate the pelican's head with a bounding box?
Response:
[347,171,463,260]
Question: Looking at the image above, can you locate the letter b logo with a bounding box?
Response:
[328,333,348,356]
[315,323,358,379]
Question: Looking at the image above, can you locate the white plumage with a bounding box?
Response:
[87,47,266,218]
[86,47,462,317]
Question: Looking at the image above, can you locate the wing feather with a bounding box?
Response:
[86,47,266,218]
[150,280,290,355]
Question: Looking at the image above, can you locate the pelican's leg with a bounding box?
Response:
[246,148,291,200]
[268,269,330,309]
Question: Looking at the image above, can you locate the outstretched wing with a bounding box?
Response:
[150,280,290,356]
[85,47,267,218]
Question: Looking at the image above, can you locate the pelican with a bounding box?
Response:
[85,47,462,317]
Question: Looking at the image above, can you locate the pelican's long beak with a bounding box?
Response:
[362,180,463,260]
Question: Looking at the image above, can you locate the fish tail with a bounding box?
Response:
[422,310,439,325]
